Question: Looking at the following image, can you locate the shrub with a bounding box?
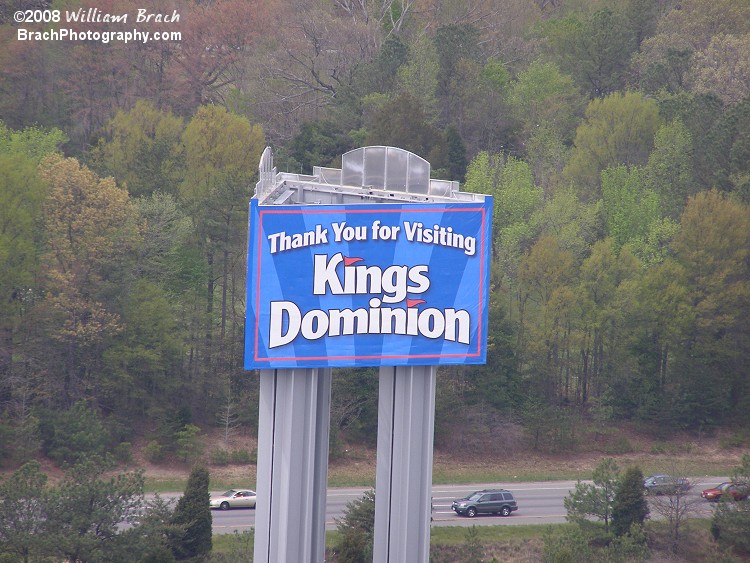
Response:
[144,440,165,464]
[211,449,230,466]
[335,490,375,563]
[230,449,251,465]
[719,431,749,449]
[175,424,202,463]
[542,526,592,563]
[114,442,133,464]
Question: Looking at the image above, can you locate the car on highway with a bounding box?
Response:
[701,482,749,502]
[451,489,518,518]
[643,474,691,495]
[209,489,257,510]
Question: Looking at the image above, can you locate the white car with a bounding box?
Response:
[210,489,257,510]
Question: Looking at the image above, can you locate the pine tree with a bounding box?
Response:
[612,466,649,537]
[170,466,212,560]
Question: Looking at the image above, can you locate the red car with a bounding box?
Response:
[701,482,749,502]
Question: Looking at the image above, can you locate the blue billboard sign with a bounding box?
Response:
[244,199,493,369]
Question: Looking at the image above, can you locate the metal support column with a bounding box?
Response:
[373,365,437,563]
[253,368,332,563]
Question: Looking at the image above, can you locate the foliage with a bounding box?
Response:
[711,453,750,554]
[288,120,353,173]
[175,424,204,463]
[601,165,660,250]
[170,465,212,560]
[564,458,620,533]
[611,467,649,537]
[463,525,485,562]
[0,461,47,561]
[42,456,145,562]
[541,525,592,563]
[38,401,112,466]
[538,8,636,98]
[90,100,185,197]
[564,92,662,199]
[334,489,375,563]
[2,0,750,484]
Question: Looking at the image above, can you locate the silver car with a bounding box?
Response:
[209,489,257,510]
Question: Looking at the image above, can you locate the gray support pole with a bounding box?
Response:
[373,365,437,563]
[253,368,332,563]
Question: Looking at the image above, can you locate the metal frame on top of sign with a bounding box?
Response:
[245,199,493,369]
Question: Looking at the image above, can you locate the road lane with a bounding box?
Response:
[208,478,728,534]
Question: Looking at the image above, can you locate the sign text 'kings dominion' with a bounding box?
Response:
[244,199,493,369]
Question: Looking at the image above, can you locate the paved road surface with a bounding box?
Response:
[206,477,726,534]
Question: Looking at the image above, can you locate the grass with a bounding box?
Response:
[136,424,748,492]
[214,522,727,562]
[141,450,745,492]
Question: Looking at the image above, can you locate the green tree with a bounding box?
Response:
[670,191,750,428]
[711,453,750,553]
[38,401,111,466]
[0,461,47,562]
[575,239,640,405]
[180,106,265,396]
[90,100,185,197]
[434,24,481,124]
[703,97,750,194]
[103,280,185,419]
[617,259,693,423]
[0,123,65,448]
[170,465,212,560]
[288,120,353,174]
[395,34,439,120]
[463,525,484,562]
[506,60,584,189]
[445,125,467,182]
[563,92,662,200]
[601,165,661,250]
[611,466,649,537]
[464,152,543,276]
[539,9,635,98]
[37,154,135,406]
[365,93,446,165]
[564,458,620,534]
[530,186,602,260]
[507,60,584,145]
[643,119,697,221]
[120,495,179,563]
[130,192,195,286]
[517,235,576,403]
[42,457,145,563]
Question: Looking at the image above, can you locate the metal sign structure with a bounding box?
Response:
[249,146,491,563]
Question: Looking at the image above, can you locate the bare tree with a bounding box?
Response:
[645,465,705,550]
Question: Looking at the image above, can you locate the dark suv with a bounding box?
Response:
[452,489,518,517]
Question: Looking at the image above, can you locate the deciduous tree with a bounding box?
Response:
[563,92,662,200]
[91,100,185,197]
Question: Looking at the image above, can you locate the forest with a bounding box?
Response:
[1,0,749,470]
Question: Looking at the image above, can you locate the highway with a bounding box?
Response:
[208,478,725,534]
